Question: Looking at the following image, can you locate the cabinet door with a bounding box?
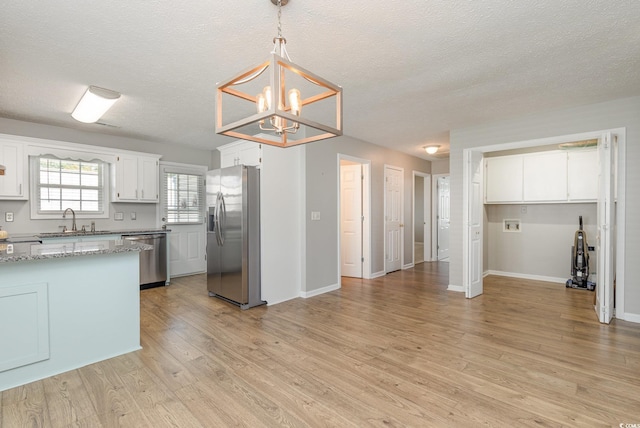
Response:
[523,152,567,201]
[138,157,159,202]
[485,155,523,203]
[114,155,139,201]
[567,149,598,201]
[239,143,261,167]
[0,141,26,199]
[219,147,238,168]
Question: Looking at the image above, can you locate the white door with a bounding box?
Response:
[465,151,483,298]
[160,164,207,277]
[385,165,403,273]
[437,176,450,260]
[596,133,615,323]
[340,163,363,278]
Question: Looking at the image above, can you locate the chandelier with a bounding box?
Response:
[215,0,342,148]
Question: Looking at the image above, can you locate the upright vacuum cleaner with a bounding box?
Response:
[566,216,595,291]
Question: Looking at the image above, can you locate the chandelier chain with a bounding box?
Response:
[277,0,283,38]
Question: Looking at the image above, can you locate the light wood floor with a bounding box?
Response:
[2,263,640,427]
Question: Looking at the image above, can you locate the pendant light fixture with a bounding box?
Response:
[216,0,342,148]
[0,165,5,176]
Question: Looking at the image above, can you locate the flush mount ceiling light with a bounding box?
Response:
[424,145,440,155]
[71,86,121,123]
[215,0,342,148]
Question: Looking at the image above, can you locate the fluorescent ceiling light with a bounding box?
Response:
[71,86,121,123]
[424,145,440,155]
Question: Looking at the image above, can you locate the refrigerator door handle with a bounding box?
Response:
[218,192,226,246]
[214,193,221,246]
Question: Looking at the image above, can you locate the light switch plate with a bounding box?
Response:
[130,212,137,220]
[5,212,14,222]
[114,212,124,221]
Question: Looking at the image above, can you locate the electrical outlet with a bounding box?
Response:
[130,212,137,220]
[114,212,124,221]
[311,211,321,221]
[5,212,14,222]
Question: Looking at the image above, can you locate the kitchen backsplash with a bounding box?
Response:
[0,200,160,236]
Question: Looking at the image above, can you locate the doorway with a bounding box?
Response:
[434,175,450,261]
[384,165,404,273]
[158,161,208,277]
[413,172,431,265]
[338,155,371,280]
[461,129,625,324]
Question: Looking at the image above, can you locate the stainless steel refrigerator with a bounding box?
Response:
[206,165,265,309]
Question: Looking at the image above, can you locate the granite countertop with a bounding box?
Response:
[35,228,170,239]
[0,239,152,264]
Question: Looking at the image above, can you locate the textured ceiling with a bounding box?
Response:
[1,1,640,160]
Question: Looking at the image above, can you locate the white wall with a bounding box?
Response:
[485,203,597,281]
[260,145,303,305]
[449,96,640,318]
[431,159,450,175]
[304,135,431,293]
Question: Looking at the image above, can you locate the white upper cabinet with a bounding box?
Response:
[567,149,598,201]
[113,154,160,203]
[218,141,262,168]
[485,149,598,204]
[138,156,159,202]
[484,155,523,203]
[0,140,27,200]
[523,151,567,201]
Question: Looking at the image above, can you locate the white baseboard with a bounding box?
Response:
[619,312,640,324]
[300,283,340,299]
[370,271,386,279]
[447,284,464,292]
[403,263,414,270]
[485,270,567,284]
[265,295,298,306]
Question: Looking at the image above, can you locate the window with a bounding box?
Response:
[32,156,107,217]
[164,172,203,224]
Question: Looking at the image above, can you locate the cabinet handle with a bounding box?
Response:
[141,189,144,199]
[19,183,22,195]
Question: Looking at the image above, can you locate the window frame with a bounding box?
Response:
[29,155,111,220]
[163,171,204,225]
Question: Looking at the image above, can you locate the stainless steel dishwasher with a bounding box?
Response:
[122,233,167,289]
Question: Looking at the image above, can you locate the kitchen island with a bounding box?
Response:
[0,239,150,391]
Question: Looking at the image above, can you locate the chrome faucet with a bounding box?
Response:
[62,208,77,232]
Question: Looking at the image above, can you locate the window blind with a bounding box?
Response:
[163,172,204,224]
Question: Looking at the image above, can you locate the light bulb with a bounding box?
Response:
[288,88,301,116]
[263,86,272,110]
[256,93,267,113]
